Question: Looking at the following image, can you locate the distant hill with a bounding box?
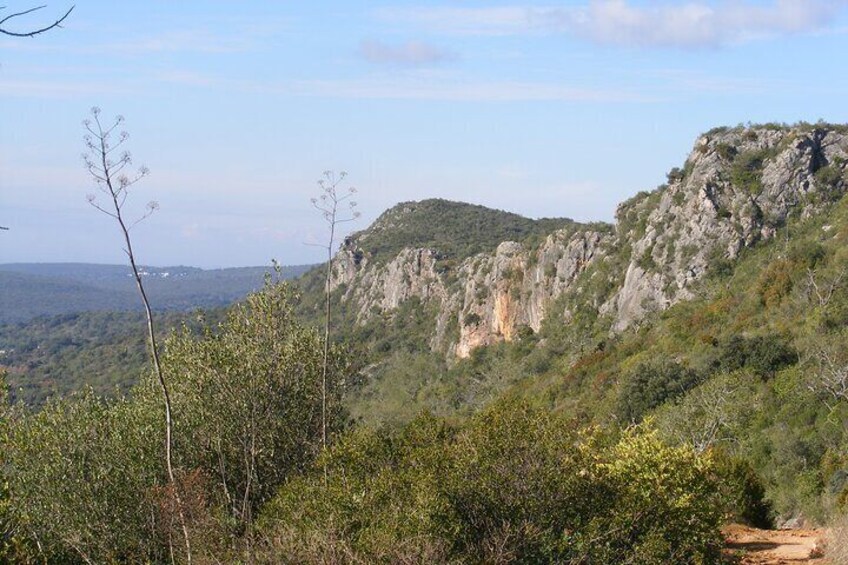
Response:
[350,198,576,267]
[0,263,313,324]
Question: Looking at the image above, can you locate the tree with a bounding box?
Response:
[309,171,359,455]
[82,107,192,563]
[161,279,347,557]
[0,4,74,37]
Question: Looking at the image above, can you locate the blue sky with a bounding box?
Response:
[2,0,848,268]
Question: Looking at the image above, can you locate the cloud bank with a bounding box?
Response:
[381,0,848,48]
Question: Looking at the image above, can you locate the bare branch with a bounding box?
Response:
[0,4,74,37]
[805,267,846,307]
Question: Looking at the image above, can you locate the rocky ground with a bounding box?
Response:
[723,524,829,564]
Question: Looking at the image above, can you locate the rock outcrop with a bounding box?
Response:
[325,124,848,357]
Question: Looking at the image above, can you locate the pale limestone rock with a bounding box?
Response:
[325,125,848,355]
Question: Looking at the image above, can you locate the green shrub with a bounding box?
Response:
[617,361,702,423]
[637,246,657,271]
[667,167,686,183]
[161,281,348,533]
[712,450,773,528]
[3,391,163,562]
[714,334,798,379]
[1,281,345,563]
[730,148,775,194]
[815,162,845,201]
[257,401,722,564]
[757,259,796,307]
[464,312,482,327]
[594,426,723,564]
[715,142,738,161]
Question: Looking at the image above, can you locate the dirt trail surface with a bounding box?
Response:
[723,524,830,564]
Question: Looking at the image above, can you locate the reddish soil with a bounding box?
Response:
[723,524,830,564]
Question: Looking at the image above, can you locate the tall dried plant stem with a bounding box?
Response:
[83,108,192,564]
[310,171,360,461]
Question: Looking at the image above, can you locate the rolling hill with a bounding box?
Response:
[0,262,313,324]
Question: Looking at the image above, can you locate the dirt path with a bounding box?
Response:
[723,524,829,564]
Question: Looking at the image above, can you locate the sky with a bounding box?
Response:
[2,0,848,268]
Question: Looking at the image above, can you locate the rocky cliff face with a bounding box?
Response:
[606,125,848,330]
[328,125,848,357]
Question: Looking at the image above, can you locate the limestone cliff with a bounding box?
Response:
[323,124,848,357]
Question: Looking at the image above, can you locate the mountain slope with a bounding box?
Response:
[302,122,848,522]
[315,123,848,359]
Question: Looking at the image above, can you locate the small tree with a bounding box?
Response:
[0,4,74,37]
[310,171,359,454]
[82,107,192,563]
[161,279,347,558]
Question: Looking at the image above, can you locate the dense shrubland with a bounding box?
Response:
[0,282,736,563]
[258,402,724,564]
[0,382,729,562]
[0,282,346,562]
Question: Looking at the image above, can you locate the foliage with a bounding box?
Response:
[0,310,205,405]
[0,281,345,562]
[258,401,722,564]
[730,148,775,194]
[617,360,702,423]
[715,142,738,161]
[3,390,163,562]
[713,334,798,379]
[654,371,757,454]
[711,450,773,529]
[814,161,845,200]
[159,280,349,536]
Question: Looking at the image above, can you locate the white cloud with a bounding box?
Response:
[568,0,847,48]
[381,1,848,48]
[359,39,457,67]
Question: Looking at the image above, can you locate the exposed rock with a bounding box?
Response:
[325,124,848,356]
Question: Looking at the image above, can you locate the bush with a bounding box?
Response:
[594,426,723,564]
[715,142,738,161]
[714,334,798,379]
[464,312,482,327]
[617,361,702,423]
[730,148,774,194]
[3,391,163,562]
[159,281,349,535]
[712,450,773,528]
[257,401,723,564]
[815,163,844,192]
[1,281,346,563]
